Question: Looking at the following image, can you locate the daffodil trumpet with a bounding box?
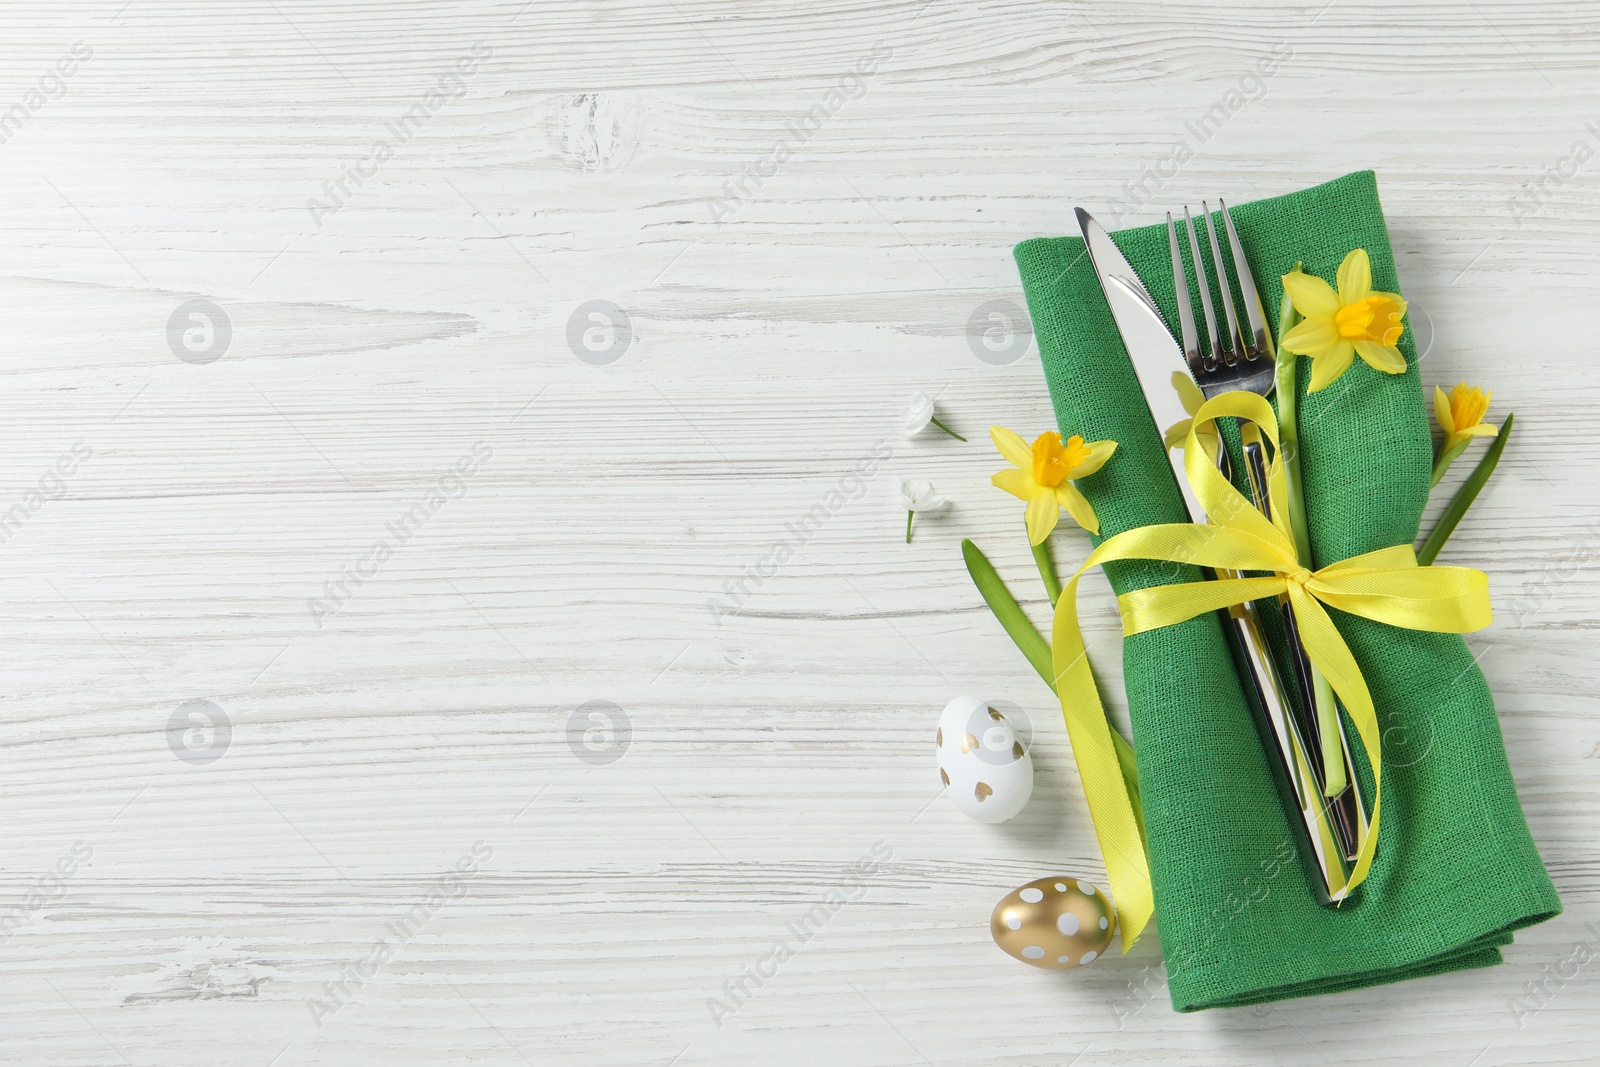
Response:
[989,427,1117,546]
[1049,391,1492,938]
[1431,382,1499,487]
[1275,264,1346,797]
[1279,249,1408,393]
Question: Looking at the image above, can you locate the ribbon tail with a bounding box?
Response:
[1310,559,1493,634]
[1286,587,1383,895]
[1052,568,1153,951]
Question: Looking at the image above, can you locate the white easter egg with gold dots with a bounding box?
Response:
[935,697,1032,823]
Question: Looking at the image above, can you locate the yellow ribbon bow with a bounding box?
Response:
[1052,390,1493,950]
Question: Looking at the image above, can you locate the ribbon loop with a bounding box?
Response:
[1051,391,1493,946]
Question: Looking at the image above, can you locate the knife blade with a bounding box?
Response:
[1073,209,1198,514]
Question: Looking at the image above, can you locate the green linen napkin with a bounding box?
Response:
[1013,170,1560,1012]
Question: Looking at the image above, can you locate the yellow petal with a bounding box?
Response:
[1281,272,1341,319]
[1306,342,1355,392]
[1374,290,1408,320]
[1447,382,1492,431]
[1069,439,1117,479]
[1164,417,1192,450]
[991,467,1036,502]
[1056,483,1099,535]
[1353,340,1406,374]
[1024,489,1061,545]
[1461,423,1499,438]
[1171,371,1205,416]
[1282,316,1339,357]
[990,426,1032,470]
[1337,249,1372,304]
[1434,385,1455,436]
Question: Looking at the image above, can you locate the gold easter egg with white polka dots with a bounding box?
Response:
[990,876,1116,970]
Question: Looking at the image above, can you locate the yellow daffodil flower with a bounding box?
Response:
[1435,382,1498,452]
[1280,249,1408,392]
[1162,372,1203,449]
[990,426,1116,544]
[1430,381,1499,487]
[1162,372,1220,460]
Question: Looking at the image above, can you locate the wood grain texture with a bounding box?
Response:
[0,0,1595,1063]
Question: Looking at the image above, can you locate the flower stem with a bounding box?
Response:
[1430,438,1472,488]
[1311,665,1344,794]
[961,538,1142,825]
[1419,412,1513,566]
[905,510,914,543]
[929,415,967,442]
[1029,528,1062,606]
[1275,264,1313,566]
[1275,267,1346,796]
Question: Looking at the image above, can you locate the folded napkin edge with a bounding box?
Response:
[1164,884,1559,1011]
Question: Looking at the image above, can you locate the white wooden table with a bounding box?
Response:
[1,1,1594,1063]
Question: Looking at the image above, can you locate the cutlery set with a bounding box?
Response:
[1075,201,1370,904]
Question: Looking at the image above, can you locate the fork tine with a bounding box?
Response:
[1182,205,1220,371]
[1167,212,1202,376]
[1201,200,1243,366]
[1219,197,1270,360]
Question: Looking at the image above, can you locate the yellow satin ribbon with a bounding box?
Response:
[1053,390,1492,950]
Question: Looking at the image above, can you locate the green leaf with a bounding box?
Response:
[963,537,1053,684]
[1418,412,1513,566]
[961,538,1142,808]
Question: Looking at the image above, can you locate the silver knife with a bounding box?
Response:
[1074,207,1356,905]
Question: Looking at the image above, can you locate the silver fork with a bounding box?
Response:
[1167,200,1369,871]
